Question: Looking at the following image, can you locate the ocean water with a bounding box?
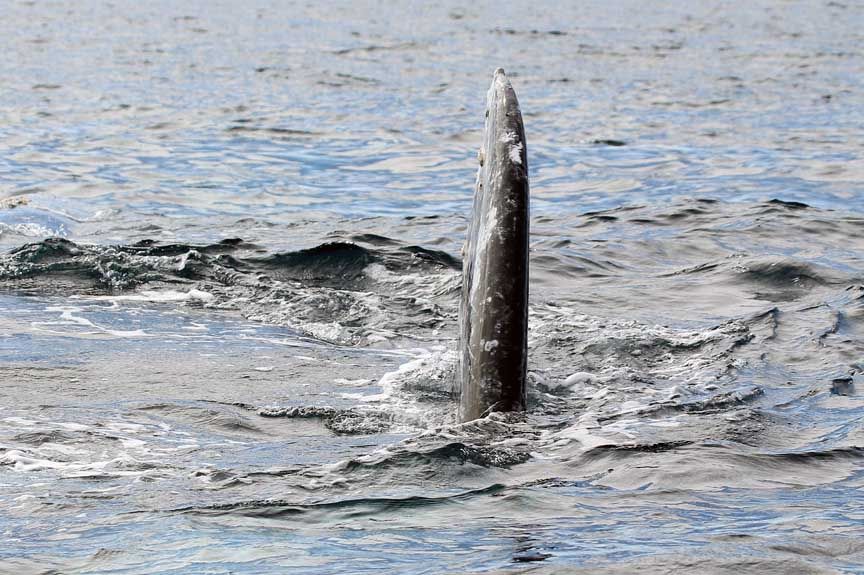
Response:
[1,1,863,573]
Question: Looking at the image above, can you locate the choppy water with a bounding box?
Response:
[1,1,863,573]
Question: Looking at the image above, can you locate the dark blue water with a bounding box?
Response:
[1,1,863,573]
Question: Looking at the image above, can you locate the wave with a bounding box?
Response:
[0,237,460,344]
[175,483,506,518]
[1,237,456,290]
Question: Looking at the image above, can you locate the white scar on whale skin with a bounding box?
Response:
[483,339,499,352]
[508,141,523,165]
[500,130,523,165]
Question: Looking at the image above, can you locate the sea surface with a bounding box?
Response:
[1,1,863,573]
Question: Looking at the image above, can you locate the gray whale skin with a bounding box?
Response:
[458,69,530,423]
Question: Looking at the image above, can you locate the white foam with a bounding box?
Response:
[0,222,67,237]
[334,378,374,386]
[95,289,215,303]
[1,450,67,472]
[550,424,611,451]
[2,417,38,426]
[645,417,684,428]
[352,350,457,430]
[32,306,151,338]
[563,372,594,387]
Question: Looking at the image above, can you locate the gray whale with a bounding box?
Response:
[458,69,530,422]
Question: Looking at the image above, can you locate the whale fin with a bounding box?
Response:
[458,69,530,423]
